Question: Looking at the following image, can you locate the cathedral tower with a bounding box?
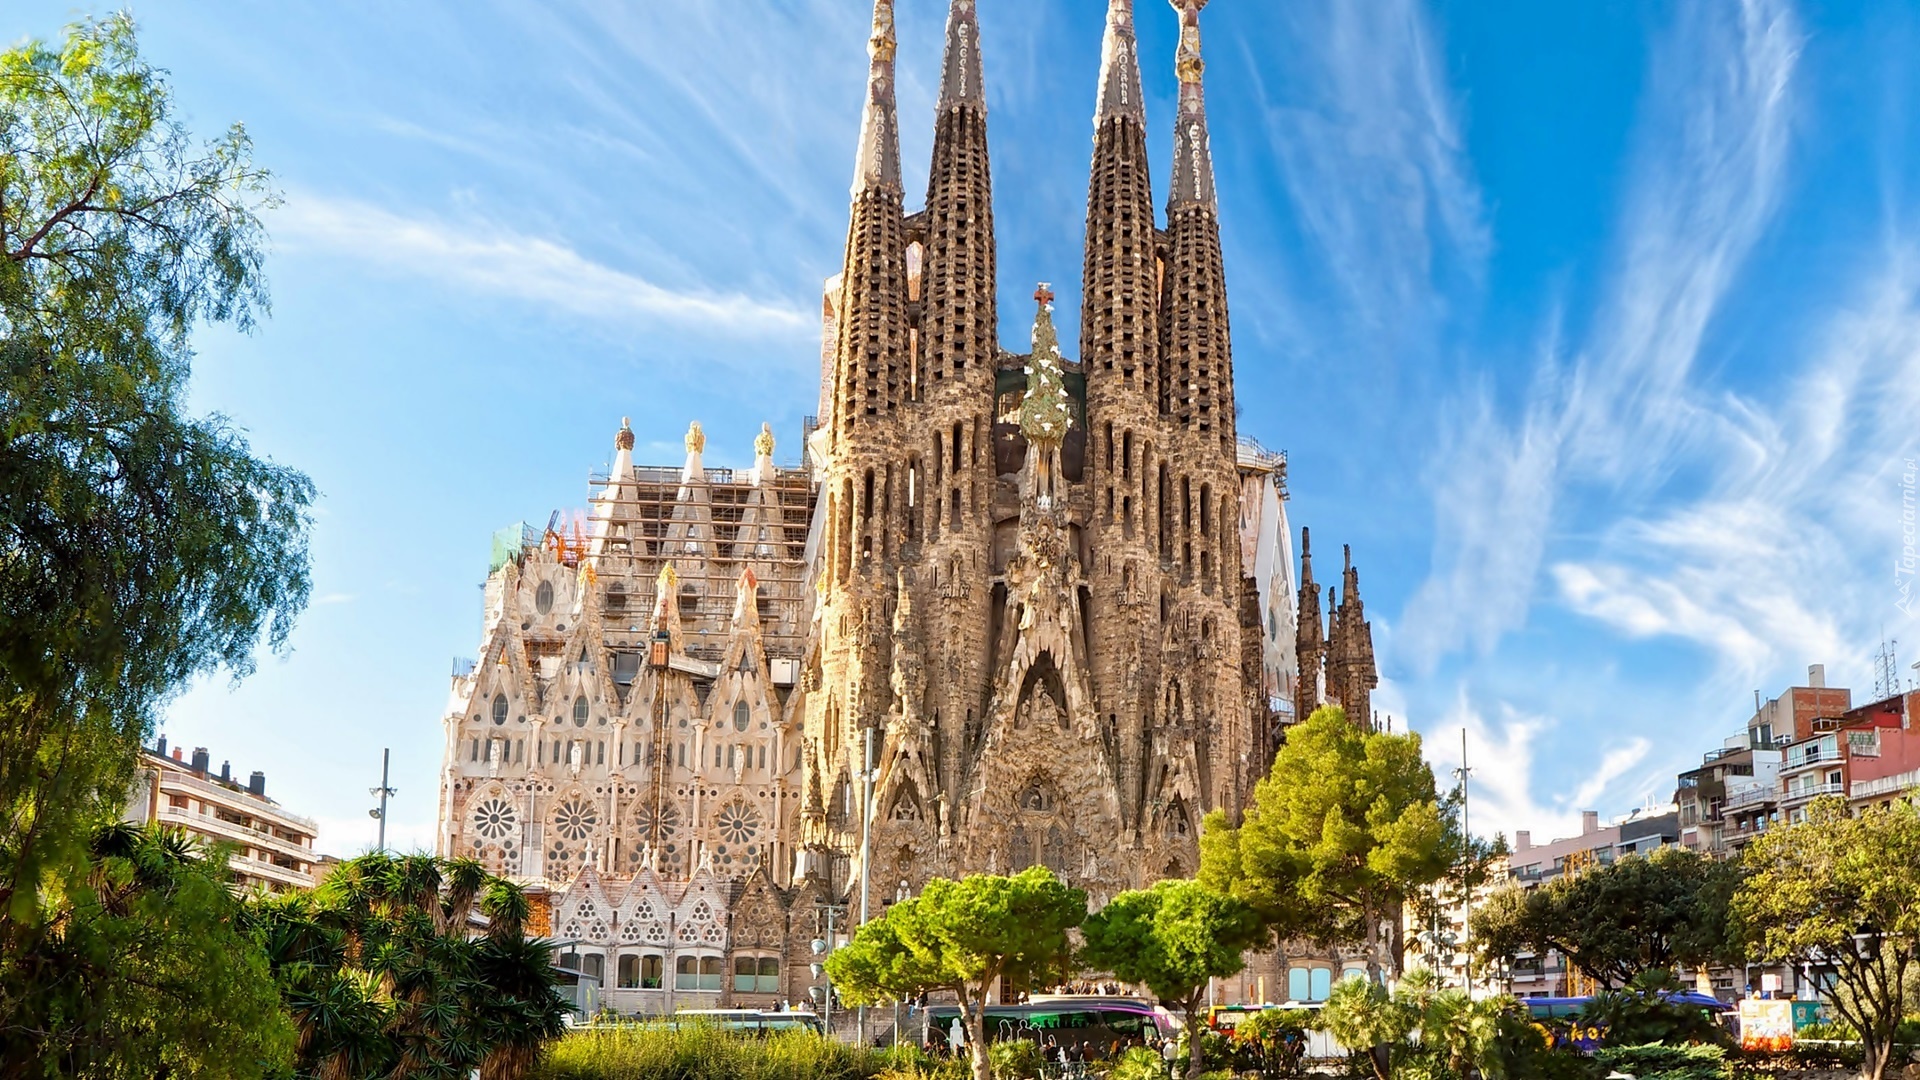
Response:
[1153,0,1254,817]
[798,0,1301,903]
[1080,0,1166,840]
[806,0,914,856]
[913,0,998,857]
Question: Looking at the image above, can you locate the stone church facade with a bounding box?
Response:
[435,0,1377,1015]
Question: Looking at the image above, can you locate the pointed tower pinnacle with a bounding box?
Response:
[923,0,997,394]
[1096,0,1146,125]
[1331,544,1378,730]
[938,0,985,112]
[1293,527,1325,724]
[852,0,902,195]
[1168,0,1217,209]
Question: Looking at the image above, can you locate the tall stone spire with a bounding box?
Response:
[852,0,902,195]
[923,0,996,394]
[1095,0,1146,125]
[1167,0,1216,209]
[832,0,910,436]
[1330,545,1378,730]
[1160,0,1232,445]
[1293,527,1324,723]
[938,0,985,111]
[1080,0,1163,836]
[1082,0,1158,395]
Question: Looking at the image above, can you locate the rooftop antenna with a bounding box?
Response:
[1873,634,1901,700]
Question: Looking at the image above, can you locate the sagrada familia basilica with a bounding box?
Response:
[434,0,1379,1013]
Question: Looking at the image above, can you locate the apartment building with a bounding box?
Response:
[123,736,323,892]
[1495,808,1679,997]
[1749,666,1854,747]
[1677,739,1782,855]
[1849,692,1920,809]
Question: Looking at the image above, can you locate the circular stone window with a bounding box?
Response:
[715,800,762,846]
[472,797,517,841]
[552,798,599,842]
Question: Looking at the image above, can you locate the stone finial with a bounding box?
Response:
[852,0,903,194]
[938,0,985,112]
[658,562,678,593]
[1095,0,1146,125]
[684,421,706,455]
[869,0,897,63]
[1168,0,1217,208]
[754,422,775,459]
[615,416,635,451]
[1173,0,1208,84]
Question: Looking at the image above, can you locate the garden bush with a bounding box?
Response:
[533,1022,922,1080]
[1591,1042,1726,1080]
[985,1038,1046,1079]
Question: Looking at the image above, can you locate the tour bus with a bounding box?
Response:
[1521,993,1733,1051]
[663,1009,826,1037]
[920,997,1172,1058]
[1207,1002,1342,1060]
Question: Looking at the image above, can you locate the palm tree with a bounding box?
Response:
[440,857,488,935]
[250,854,567,1080]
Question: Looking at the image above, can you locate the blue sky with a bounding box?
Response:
[16,0,1920,853]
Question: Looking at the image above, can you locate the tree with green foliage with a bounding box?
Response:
[1080,880,1266,1079]
[1200,706,1450,981]
[1471,845,1745,990]
[1316,973,1418,1080]
[248,853,572,1080]
[825,867,1086,1080]
[0,13,308,1073]
[1735,797,1920,1080]
[1,822,296,1077]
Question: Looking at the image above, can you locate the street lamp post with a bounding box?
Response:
[856,727,878,1046]
[368,747,397,851]
[811,902,845,1038]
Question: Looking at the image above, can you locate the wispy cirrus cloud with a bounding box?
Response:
[1554,245,1920,689]
[1234,0,1487,365]
[1402,0,1803,672]
[275,193,811,337]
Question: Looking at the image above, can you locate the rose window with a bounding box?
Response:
[633,802,680,843]
[715,800,762,846]
[472,797,517,841]
[553,798,599,842]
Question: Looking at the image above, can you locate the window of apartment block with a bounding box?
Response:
[167,794,188,810]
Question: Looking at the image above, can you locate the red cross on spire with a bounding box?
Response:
[1034,282,1055,306]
